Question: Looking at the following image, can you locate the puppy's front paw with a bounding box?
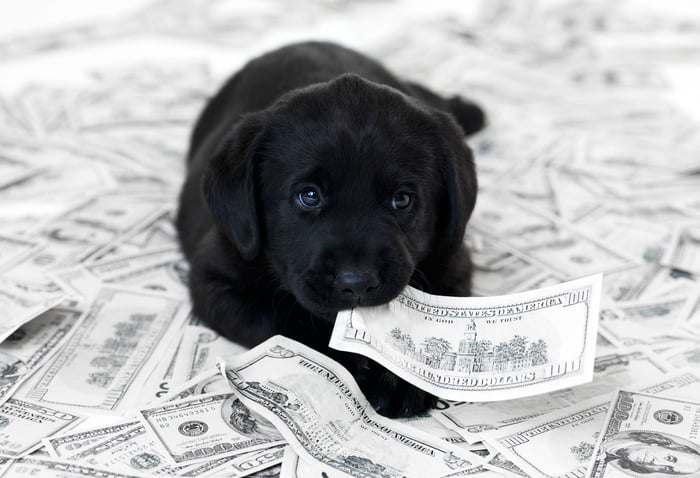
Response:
[362,369,438,418]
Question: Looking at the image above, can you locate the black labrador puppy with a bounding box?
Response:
[176,41,484,418]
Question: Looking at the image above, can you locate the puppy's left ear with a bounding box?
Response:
[202,113,266,260]
[432,111,478,252]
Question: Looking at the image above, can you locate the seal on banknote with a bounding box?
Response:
[178,420,208,437]
[653,409,684,425]
[130,452,161,470]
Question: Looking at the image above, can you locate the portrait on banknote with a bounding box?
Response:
[222,396,281,442]
[601,431,700,476]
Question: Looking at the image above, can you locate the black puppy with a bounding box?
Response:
[176,41,484,418]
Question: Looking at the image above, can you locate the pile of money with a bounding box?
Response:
[1,0,700,476]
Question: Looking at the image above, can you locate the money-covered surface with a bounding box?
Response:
[331,274,602,401]
[433,347,672,443]
[586,390,700,478]
[0,457,143,478]
[481,370,700,478]
[3,0,700,477]
[220,335,486,478]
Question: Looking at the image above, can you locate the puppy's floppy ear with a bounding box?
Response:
[432,110,478,252]
[202,113,266,261]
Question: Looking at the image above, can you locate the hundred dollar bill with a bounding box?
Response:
[0,398,83,458]
[67,423,190,475]
[663,225,700,274]
[0,278,65,343]
[138,392,284,466]
[470,194,631,278]
[0,306,83,405]
[586,390,700,478]
[330,274,602,401]
[279,445,501,478]
[220,335,486,478]
[171,325,248,385]
[434,347,671,443]
[0,457,142,478]
[481,370,700,478]
[599,293,699,347]
[43,417,140,459]
[0,233,39,273]
[19,286,187,414]
[181,445,285,478]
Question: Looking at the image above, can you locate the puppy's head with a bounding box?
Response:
[204,74,476,319]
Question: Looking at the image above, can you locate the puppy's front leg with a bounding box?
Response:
[331,351,438,419]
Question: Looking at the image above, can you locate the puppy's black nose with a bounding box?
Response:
[336,269,380,299]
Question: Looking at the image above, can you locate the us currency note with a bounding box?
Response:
[0,457,141,478]
[181,445,285,478]
[470,193,631,278]
[2,195,167,291]
[19,286,187,414]
[466,229,548,297]
[67,423,190,475]
[87,207,177,264]
[586,390,700,478]
[138,392,284,466]
[599,293,699,347]
[481,371,700,478]
[331,274,602,401]
[663,225,700,274]
[0,398,83,458]
[171,325,248,386]
[0,233,39,273]
[0,306,83,405]
[0,278,64,343]
[43,418,140,459]
[278,446,500,478]
[220,335,486,478]
[433,348,671,443]
[662,342,700,369]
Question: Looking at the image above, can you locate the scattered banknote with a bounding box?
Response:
[43,417,140,459]
[0,457,140,478]
[0,398,83,458]
[180,445,285,478]
[586,390,700,478]
[0,306,83,405]
[0,278,64,343]
[599,293,699,347]
[330,274,602,401]
[220,335,486,478]
[65,423,190,475]
[138,392,284,466]
[17,286,189,415]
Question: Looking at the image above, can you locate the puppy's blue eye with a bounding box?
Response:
[297,187,322,209]
[392,191,412,210]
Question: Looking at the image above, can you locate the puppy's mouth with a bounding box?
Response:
[290,272,406,321]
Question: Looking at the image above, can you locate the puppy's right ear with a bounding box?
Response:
[202,114,266,261]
